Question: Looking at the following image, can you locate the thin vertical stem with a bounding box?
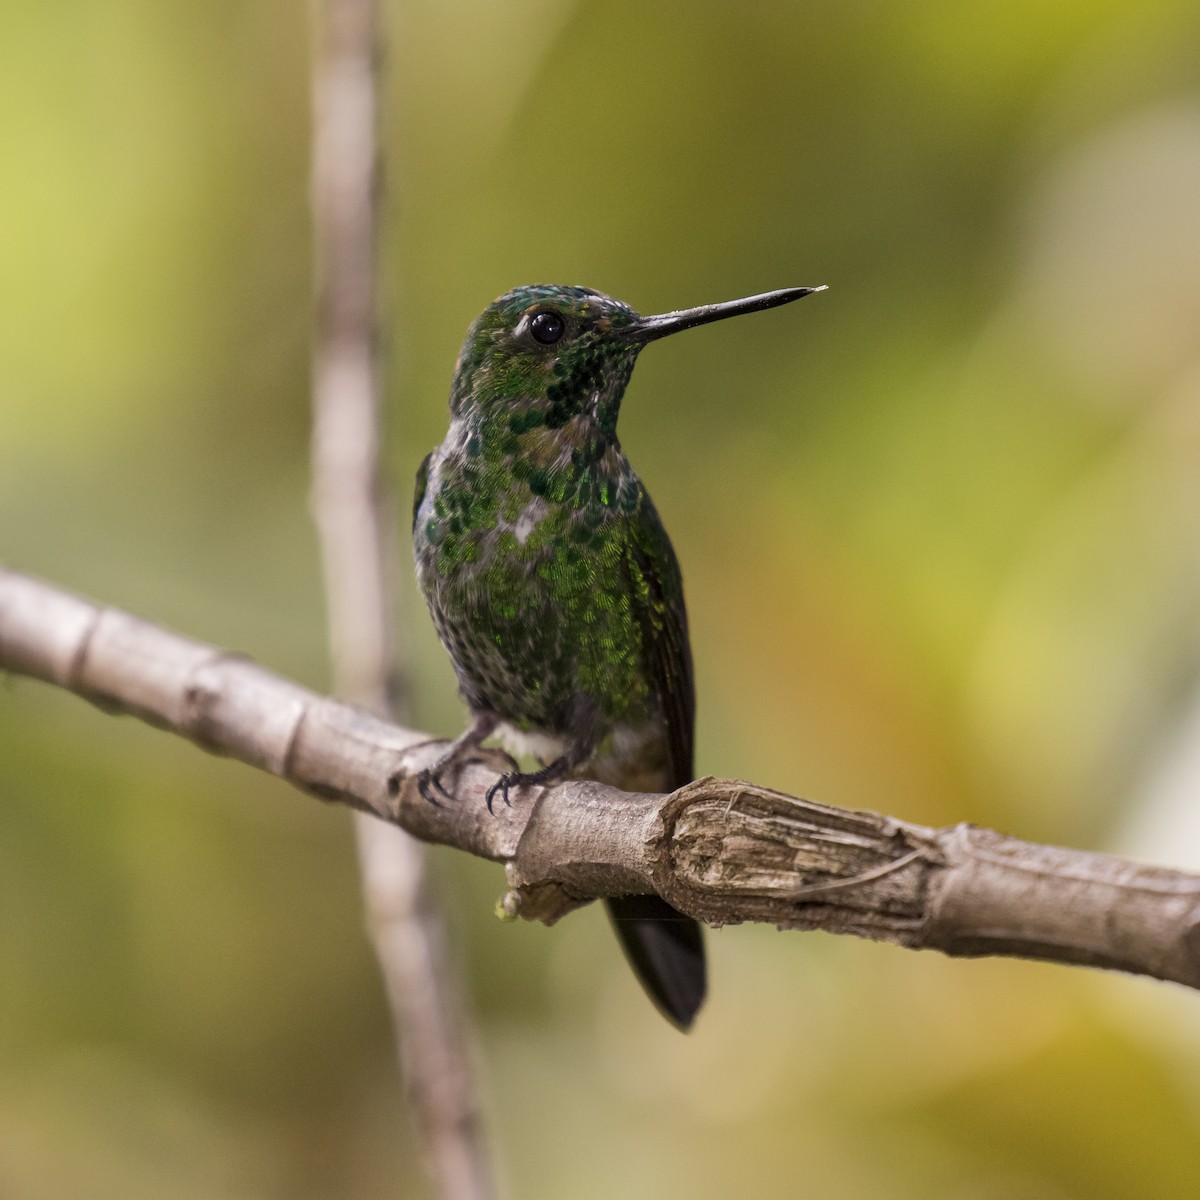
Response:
[310,1,495,1196]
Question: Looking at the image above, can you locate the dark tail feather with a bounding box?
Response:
[605,895,706,1031]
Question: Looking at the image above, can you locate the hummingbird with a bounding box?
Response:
[413,282,824,1029]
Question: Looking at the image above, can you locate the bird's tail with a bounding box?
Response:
[605,894,706,1031]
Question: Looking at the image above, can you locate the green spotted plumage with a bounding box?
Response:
[415,282,823,1029]
[414,286,692,791]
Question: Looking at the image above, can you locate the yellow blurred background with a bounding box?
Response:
[3,1,1200,1196]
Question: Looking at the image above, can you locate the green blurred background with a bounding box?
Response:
[3,1,1200,1195]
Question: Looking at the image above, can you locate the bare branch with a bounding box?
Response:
[4,566,1199,994]
[310,1,495,1197]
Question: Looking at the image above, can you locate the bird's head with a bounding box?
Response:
[448,283,825,448]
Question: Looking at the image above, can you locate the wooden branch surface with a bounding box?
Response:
[3,566,1199,993]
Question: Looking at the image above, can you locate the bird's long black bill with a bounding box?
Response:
[625,285,826,344]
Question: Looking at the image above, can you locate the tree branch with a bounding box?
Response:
[2,565,1199,993]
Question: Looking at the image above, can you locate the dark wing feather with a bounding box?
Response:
[626,503,695,790]
[605,893,706,1030]
[606,499,705,1031]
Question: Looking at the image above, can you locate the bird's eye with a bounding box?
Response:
[529,311,565,345]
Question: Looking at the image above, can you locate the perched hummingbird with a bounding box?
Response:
[413,283,824,1029]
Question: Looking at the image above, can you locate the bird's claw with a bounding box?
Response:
[484,752,572,814]
[484,772,518,814]
[416,767,455,807]
[416,745,521,810]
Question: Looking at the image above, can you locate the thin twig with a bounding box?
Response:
[310,2,494,1196]
[3,565,1199,994]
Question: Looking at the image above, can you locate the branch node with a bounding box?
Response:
[65,604,103,692]
[500,873,592,926]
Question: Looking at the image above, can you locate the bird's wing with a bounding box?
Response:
[626,501,695,790]
[412,450,432,534]
[612,502,703,1029]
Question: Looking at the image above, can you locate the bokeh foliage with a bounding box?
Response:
[3,1,1200,1196]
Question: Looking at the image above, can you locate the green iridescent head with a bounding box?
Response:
[449,283,825,437]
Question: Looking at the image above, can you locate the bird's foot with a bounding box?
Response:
[416,744,520,808]
[393,713,505,807]
[484,754,570,815]
[415,762,454,807]
[386,737,449,805]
